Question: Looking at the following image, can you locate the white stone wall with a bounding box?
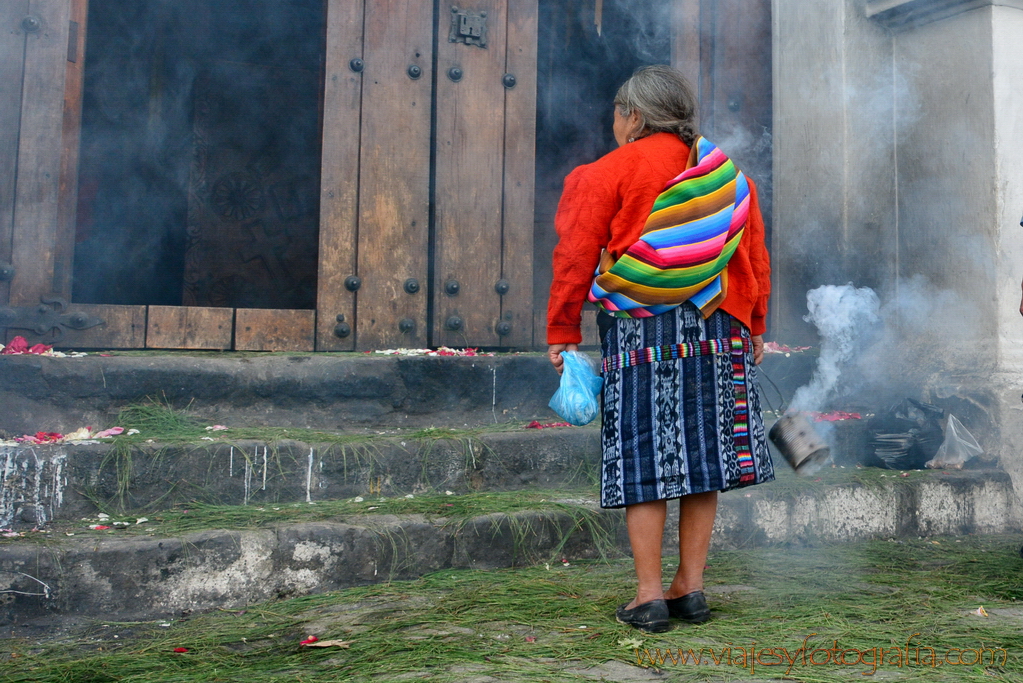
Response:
[892,8,998,360]
[990,6,1023,509]
[992,8,1023,372]
[771,0,898,334]
[772,0,1023,515]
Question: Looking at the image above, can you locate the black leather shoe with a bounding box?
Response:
[665,591,710,623]
[615,599,671,633]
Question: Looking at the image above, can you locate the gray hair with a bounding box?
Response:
[614,65,699,146]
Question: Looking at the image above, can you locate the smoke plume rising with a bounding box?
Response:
[789,284,881,413]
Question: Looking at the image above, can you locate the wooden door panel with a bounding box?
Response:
[316,0,365,350]
[52,303,146,349]
[671,0,700,88]
[9,0,71,307]
[235,309,315,352]
[147,305,233,350]
[498,0,537,347]
[0,1,30,306]
[434,0,510,347]
[354,0,433,350]
[4,0,547,352]
[53,0,86,300]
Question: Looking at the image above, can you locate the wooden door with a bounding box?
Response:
[320,0,536,351]
[1,0,315,351]
[317,0,434,351]
[682,0,773,233]
[0,0,142,349]
[433,0,536,348]
[3,0,539,352]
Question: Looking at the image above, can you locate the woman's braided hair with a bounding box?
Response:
[614,65,699,147]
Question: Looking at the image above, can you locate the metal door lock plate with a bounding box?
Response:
[449,7,487,48]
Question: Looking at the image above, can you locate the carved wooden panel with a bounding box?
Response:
[184,63,321,311]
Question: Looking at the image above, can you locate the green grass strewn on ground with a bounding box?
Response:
[3,535,1021,682]
[0,490,608,548]
[111,396,534,445]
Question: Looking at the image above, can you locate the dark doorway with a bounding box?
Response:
[73,0,326,309]
[533,0,673,338]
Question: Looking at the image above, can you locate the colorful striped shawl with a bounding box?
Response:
[587,137,750,319]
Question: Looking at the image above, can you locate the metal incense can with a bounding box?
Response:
[768,413,831,476]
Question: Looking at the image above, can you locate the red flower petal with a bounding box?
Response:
[1,337,28,354]
[525,421,572,429]
[173,647,189,653]
[300,636,319,646]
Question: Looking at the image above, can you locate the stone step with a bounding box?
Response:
[0,350,814,434]
[0,352,563,436]
[0,427,600,525]
[2,470,1017,624]
[1,423,1013,527]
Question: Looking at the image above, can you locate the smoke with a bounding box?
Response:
[711,124,773,210]
[788,274,988,414]
[854,275,990,395]
[789,285,881,412]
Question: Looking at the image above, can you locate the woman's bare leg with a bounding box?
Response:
[624,499,667,608]
[663,491,718,599]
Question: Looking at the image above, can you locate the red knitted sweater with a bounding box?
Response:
[547,132,771,345]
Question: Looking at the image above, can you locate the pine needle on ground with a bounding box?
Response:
[3,535,1021,682]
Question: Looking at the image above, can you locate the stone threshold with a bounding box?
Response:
[0,352,563,435]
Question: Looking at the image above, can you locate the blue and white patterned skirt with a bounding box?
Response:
[598,303,774,508]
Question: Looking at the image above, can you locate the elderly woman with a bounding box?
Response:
[547,65,774,633]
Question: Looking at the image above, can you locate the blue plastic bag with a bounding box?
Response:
[549,351,603,426]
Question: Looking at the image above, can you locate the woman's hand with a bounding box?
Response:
[752,335,764,366]
[547,343,579,374]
